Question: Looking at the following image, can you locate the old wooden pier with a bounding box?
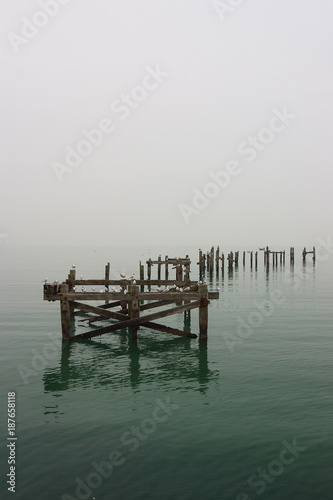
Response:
[44,256,219,342]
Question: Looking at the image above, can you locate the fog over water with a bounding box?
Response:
[1,0,333,247]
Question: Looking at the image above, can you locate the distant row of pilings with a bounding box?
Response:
[198,246,316,278]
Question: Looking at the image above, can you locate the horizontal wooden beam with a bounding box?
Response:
[71,300,202,341]
[141,321,197,338]
[44,290,219,302]
[71,279,194,286]
[71,301,125,321]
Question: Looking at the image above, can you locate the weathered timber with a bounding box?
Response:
[198,285,208,340]
[141,321,197,338]
[71,300,203,341]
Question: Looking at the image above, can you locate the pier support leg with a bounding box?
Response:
[198,285,208,341]
[60,287,71,341]
[129,285,140,340]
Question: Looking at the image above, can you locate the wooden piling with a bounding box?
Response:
[147,259,152,280]
[313,246,316,262]
[198,284,209,340]
[157,255,162,280]
[235,251,239,268]
[165,255,169,279]
[129,284,140,340]
[243,251,246,267]
[250,251,253,268]
[255,251,258,269]
[60,284,71,340]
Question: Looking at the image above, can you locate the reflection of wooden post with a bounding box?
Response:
[129,285,140,340]
[198,285,208,341]
[60,284,71,341]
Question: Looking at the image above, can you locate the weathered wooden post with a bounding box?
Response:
[243,251,246,267]
[235,251,239,268]
[128,284,140,340]
[147,259,152,280]
[157,255,162,280]
[228,252,233,270]
[203,253,206,272]
[198,249,203,278]
[216,246,220,271]
[255,251,258,269]
[198,284,209,341]
[290,247,294,265]
[105,262,110,303]
[283,251,285,265]
[165,255,169,279]
[313,247,316,262]
[302,247,306,262]
[60,284,71,341]
[280,252,282,265]
[266,246,270,266]
[210,246,214,274]
[250,251,253,268]
[221,252,225,272]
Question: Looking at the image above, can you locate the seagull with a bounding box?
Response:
[129,274,135,279]
[184,287,190,291]
[42,278,48,283]
[100,289,104,293]
[92,287,95,291]
[124,289,128,295]
[197,281,203,285]
[54,280,59,285]
[176,287,180,291]
[72,264,76,269]
[105,286,109,292]
[179,287,184,292]
[120,273,126,278]
[133,280,136,285]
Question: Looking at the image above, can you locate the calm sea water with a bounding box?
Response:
[0,245,332,500]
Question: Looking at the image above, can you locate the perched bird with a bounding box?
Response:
[179,287,184,292]
[183,287,190,291]
[92,287,95,291]
[124,289,128,295]
[133,280,136,285]
[42,278,48,283]
[72,264,76,269]
[54,280,59,285]
[120,273,126,278]
[129,274,135,279]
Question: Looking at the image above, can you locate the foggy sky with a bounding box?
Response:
[1,0,333,248]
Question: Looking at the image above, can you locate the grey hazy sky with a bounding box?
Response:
[1,0,333,247]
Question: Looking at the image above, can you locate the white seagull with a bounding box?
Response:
[120,273,126,279]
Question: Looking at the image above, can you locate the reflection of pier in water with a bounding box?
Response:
[43,334,218,396]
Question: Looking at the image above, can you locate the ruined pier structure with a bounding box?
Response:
[44,256,219,343]
[197,245,316,277]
